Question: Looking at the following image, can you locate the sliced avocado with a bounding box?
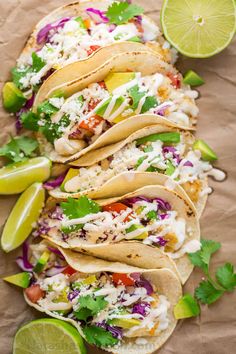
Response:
[174,294,200,319]
[104,72,136,93]
[61,168,79,192]
[165,160,175,176]
[33,251,50,273]
[3,272,31,288]
[183,70,205,87]
[126,224,148,240]
[108,317,141,329]
[95,96,129,123]
[193,139,218,162]
[136,132,180,146]
[2,82,27,113]
[75,16,86,29]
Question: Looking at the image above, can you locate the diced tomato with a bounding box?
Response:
[25,284,45,303]
[79,115,104,133]
[87,45,101,56]
[167,72,181,89]
[112,273,135,286]
[83,18,91,29]
[102,202,132,222]
[98,81,106,89]
[62,266,77,276]
[131,19,144,33]
[88,99,100,111]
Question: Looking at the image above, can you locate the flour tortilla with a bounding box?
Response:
[44,184,200,283]
[49,123,207,215]
[24,246,182,354]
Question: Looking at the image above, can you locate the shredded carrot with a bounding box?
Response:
[149,322,159,336]
[84,18,91,29]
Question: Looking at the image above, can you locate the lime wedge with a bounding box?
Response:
[161,0,236,58]
[13,318,86,354]
[193,139,218,161]
[1,183,45,252]
[183,70,205,86]
[0,157,51,194]
[174,294,200,319]
[3,272,31,288]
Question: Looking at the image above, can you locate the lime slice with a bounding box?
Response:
[174,294,200,319]
[0,157,51,194]
[13,318,86,354]
[183,70,205,86]
[161,0,236,58]
[193,139,218,161]
[1,183,45,252]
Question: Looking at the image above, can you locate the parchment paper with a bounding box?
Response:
[0,1,235,353]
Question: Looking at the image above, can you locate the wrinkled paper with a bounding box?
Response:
[0,1,236,353]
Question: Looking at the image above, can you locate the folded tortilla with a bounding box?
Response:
[23,241,182,354]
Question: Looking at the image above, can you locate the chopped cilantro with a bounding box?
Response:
[83,325,118,347]
[74,295,108,322]
[129,85,145,110]
[143,145,153,153]
[31,52,46,72]
[146,210,157,220]
[11,67,31,89]
[37,100,59,116]
[135,156,146,169]
[141,95,158,113]
[0,136,38,164]
[165,160,175,176]
[21,111,39,131]
[106,1,143,25]
[61,196,101,220]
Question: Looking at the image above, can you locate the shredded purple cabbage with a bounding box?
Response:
[153,198,171,211]
[155,236,168,247]
[135,276,153,295]
[45,265,66,277]
[132,302,150,316]
[124,196,171,211]
[86,8,109,24]
[163,146,180,164]
[130,272,141,281]
[68,290,80,302]
[33,219,50,237]
[183,160,194,167]
[124,196,151,206]
[16,242,33,271]
[47,246,65,259]
[48,206,64,221]
[159,213,170,220]
[154,103,171,116]
[37,17,71,45]
[44,173,67,190]
[96,321,123,339]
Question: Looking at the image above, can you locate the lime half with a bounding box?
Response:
[13,318,86,354]
[161,0,236,58]
[1,183,45,252]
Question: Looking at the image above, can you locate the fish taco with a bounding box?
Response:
[37,185,200,283]
[8,240,181,353]
[48,123,215,215]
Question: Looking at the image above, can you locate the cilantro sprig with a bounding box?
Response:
[0,136,38,164]
[74,294,108,322]
[175,239,236,319]
[83,325,119,347]
[106,1,143,25]
[20,99,69,144]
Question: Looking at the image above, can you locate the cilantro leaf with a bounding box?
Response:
[31,52,46,72]
[146,210,157,220]
[37,101,59,116]
[129,85,145,110]
[74,307,92,322]
[21,111,39,131]
[216,263,236,292]
[83,325,119,347]
[77,295,108,317]
[106,1,143,25]
[200,239,221,266]
[11,67,31,89]
[61,224,83,235]
[0,136,38,164]
[188,249,208,273]
[195,280,224,305]
[61,196,101,220]
[141,95,158,113]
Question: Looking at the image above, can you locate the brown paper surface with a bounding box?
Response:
[0,1,235,353]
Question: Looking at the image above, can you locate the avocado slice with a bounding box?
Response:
[33,251,50,273]
[136,132,180,146]
[183,70,205,87]
[61,168,79,192]
[3,272,31,288]
[108,317,141,329]
[3,82,27,113]
[193,139,218,162]
[126,224,148,240]
[104,72,136,93]
[174,294,200,319]
[95,96,129,123]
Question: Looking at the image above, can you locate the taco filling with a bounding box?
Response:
[12,2,170,97]
[22,241,171,348]
[57,131,212,204]
[22,71,198,156]
[36,195,200,259]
